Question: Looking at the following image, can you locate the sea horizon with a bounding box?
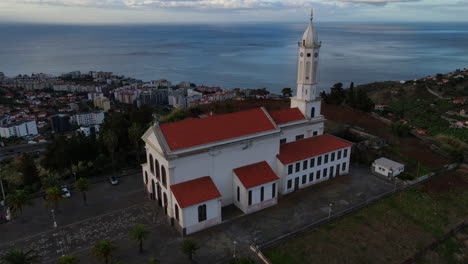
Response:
[1,21,467,93]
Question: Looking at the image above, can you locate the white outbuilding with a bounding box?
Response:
[372,158,405,178]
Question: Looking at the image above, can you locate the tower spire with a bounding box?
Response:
[310,8,314,23]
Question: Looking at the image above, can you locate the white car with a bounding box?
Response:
[61,186,71,198]
[109,176,119,185]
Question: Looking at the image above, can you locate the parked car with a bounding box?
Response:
[61,186,71,198]
[109,176,119,185]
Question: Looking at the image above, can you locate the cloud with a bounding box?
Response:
[339,0,420,6]
[7,0,316,9]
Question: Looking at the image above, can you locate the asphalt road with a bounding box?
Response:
[0,143,48,160]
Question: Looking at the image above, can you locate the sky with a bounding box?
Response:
[0,0,467,24]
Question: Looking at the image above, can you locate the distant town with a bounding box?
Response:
[0,70,277,145]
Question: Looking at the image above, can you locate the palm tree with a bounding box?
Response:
[57,255,80,264]
[281,87,292,97]
[128,123,144,163]
[6,190,33,218]
[75,178,89,205]
[0,248,40,264]
[45,186,62,210]
[103,130,119,172]
[129,224,149,253]
[89,240,117,264]
[180,239,199,262]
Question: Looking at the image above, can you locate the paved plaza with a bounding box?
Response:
[0,165,397,263]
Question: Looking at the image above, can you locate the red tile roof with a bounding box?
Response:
[234,161,279,189]
[269,108,306,125]
[160,108,277,151]
[277,134,353,164]
[170,176,221,208]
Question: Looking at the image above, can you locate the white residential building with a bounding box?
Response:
[372,158,405,178]
[141,11,352,235]
[73,111,105,126]
[0,120,38,138]
[79,124,100,136]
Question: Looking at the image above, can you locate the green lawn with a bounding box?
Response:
[264,169,468,264]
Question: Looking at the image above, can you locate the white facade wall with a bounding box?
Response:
[0,121,37,138]
[232,175,278,214]
[169,135,280,206]
[280,146,351,195]
[279,121,324,144]
[75,112,105,126]
[179,198,222,235]
[372,163,404,177]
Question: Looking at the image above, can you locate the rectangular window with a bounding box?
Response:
[295,134,304,140]
[302,175,306,184]
[288,165,293,175]
[344,149,348,157]
[331,152,335,162]
[316,170,321,180]
[260,187,264,202]
[323,168,328,178]
[338,150,342,159]
[324,154,329,164]
[342,162,347,171]
[248,190,252,206]
[295,162,300,172]
[318,156,322,166]
[175,204,179,221]
[310,158,315,168]
[303,160,308,170]
[280,138,286,145]
[272,183,276,198]
[309,172,314,182]
[313,131,318,136]
[198,204,207,222]
[237,186,240,202]
[330,166,334,177]
[287,179,292,189]
[336,164,340,174]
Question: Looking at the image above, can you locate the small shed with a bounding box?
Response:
[372,158,404,178]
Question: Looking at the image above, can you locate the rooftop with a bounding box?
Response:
[374,158,404,169]
[170,176,221,208]
[277,134,353,164]
[159,108,277,151]
[269,108,306,125]
[233,161,279,189]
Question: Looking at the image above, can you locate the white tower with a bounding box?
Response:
[291,9,322,119]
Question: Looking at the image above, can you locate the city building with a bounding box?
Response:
[0,120,38,138]
[150,79,172,88]
[79,124,100,136]
[73,111,104,126]
[94,97,111,112]
[141,12,353,235]
[139,89,169,106]
[51,114,71,133]
[372,158,405,178]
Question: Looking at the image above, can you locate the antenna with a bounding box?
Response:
[310,8,314,22]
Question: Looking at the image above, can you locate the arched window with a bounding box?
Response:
[311,107,315,118]
[155,159,160,180]
[260,187,264,202]
[305,62,311,80]
[144,171,148,184]
[175,204,179,221]
[298,61,304,82]
[198,204,207,222]
[302,40,306,46]
[149,154,154,174]
[151,179,156,200]
[161,165,167,188]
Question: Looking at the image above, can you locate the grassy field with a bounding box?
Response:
[264,168,468,264]
[416,226,468,264]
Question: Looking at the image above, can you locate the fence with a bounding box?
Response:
[254,163,459,260]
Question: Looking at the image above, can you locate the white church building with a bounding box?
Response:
[141,12,353,235]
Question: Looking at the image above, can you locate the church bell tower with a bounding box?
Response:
[291,9,322,120]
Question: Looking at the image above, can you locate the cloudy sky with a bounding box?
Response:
[0,0,466,24]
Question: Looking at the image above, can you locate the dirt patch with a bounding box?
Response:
[422,168,468,194]
[322,104,449,168]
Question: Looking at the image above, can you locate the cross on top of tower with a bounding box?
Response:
[310,8,314,23]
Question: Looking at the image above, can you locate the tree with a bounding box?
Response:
[57,255,80,264]
[42,135,70,173]
[90,240,117,264]
[130,224,150,253]
[346,82,355,107]
[180,239,199,262]
[148,257,160,264]
[6,189,33,218]
[45,186,63,210]
[0,248,40,264]
[320,83,345,105]
[229,257,255,264]
[103,130,119,172]
[75,178,89,205]
[354,88,375,112]
[19,153,39,186]
[128,123,144,163]
[281,88,292,97]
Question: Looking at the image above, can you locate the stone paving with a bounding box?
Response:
[0,165,397,263]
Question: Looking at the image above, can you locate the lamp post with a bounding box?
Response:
[51,209,57,228]
[233,241,237,259]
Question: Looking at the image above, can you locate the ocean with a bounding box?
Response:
[0,22,467,93]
